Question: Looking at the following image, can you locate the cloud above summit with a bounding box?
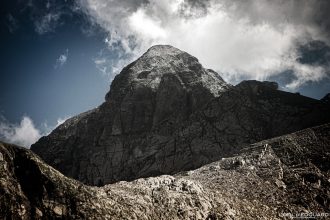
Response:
[78,0,330,90]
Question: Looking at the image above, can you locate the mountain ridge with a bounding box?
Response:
[2,123,330,219]
[31,45,330,186]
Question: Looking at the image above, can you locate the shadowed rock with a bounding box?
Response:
[321,93,330,105]
[31,45,330,186]
[2,124,330,219]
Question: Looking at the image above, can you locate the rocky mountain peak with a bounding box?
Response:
[100,46,231,137]
[134,44,200,73]
[105,45,229,102]
[143,44,185,57]
[31,45,330,186]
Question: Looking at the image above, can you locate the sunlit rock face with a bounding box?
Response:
[2,124,330,219]
[31,45,330,186]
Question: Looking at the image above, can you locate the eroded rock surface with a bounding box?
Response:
[31,45,330,185]
[2,124,330,219]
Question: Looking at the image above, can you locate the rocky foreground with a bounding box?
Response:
[1,123,330,219]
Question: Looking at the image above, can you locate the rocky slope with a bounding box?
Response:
[31,45,330,186]
[321,93,330,105]
[2,124,330,219]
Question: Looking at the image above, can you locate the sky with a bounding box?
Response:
[0,0,330,147]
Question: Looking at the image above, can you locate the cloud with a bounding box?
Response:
[92,47,130,79]
[93,53,108,76]
[34,12,62,34]
[0,115,71,148]
[0,116,41,148]
[55,116,70,127]
[29,0,74,35]
[55,49,69,68]
[78,0,330,89]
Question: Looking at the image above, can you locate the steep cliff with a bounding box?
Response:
[31,45,330,185]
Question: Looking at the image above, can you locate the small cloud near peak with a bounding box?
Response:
[0,116,41,148]
[55,49,69,68]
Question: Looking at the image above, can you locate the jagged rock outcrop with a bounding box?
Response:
[31,45,330,185]
[2,124,330,219]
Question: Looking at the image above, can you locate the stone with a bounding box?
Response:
[1,123,330,219]
[31,45,330,186]
[321,93,330,105]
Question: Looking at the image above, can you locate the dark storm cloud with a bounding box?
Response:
[298,41,330,66]
[313,0,330,39]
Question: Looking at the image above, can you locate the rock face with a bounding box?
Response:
[31,45,330,186]
[2,124,330,219]
[321,93,330,105]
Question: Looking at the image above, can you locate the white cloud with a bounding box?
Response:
[285,64,327,90]
[92,48,130,79]
[0,115,71,148]
[55,116,70,127]
[0,116,41,148]
[78,0,330,89]
[55,49,69,68]
[93,57,108,75]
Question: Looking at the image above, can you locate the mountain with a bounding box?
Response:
[2,124,330,219]
[321,93,330,105]
[31,45,330,186]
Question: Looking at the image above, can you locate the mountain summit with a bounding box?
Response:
[104,45,230,134]
[107,44,229,95]
[31,45,330,186]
